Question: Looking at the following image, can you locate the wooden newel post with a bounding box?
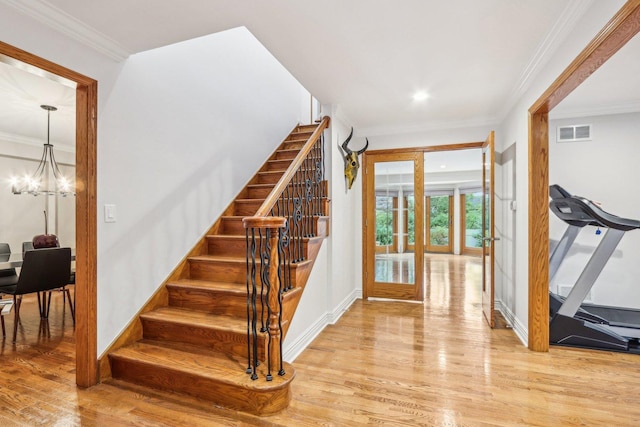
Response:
[243,216,287,379]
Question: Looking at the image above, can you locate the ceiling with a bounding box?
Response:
[551,28,640,118]
[0,60,76,151]
[0,0,637,150]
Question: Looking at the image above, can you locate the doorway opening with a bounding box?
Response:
[0,41,98,387]
[362,140,494,320]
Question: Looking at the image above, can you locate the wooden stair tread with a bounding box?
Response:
[247,183,275,188]
[110,340,293,389]
[188,254,245,262]
[167,278,245,293]
[189,254,313,267]
[235,198,266,203]
[206,234,245,240]
[141,307,248,333]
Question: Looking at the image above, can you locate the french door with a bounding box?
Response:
[363,137,496,306]
[481,131,497,327]
[363,152,424,301]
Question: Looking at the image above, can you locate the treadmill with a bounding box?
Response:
[548,184,640,353]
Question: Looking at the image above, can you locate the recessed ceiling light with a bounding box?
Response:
[413,91,429,101]
[440,164,446,169]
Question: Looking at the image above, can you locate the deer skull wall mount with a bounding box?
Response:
[338,127,369,190]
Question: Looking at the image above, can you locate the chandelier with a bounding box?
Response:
[10,105,74,196]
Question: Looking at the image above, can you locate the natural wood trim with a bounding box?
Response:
[75,80,98,387]
[481,131,496,328]
[254,116,330,217]
[362,151,424,301]
[530,1,640,114]
[0,41,96,85]
[367,141,483,156]
[528,0,640,352]
[403,196,414,252]
[528,112,549,351]
[0,41,99,386]
[243,216,287,229]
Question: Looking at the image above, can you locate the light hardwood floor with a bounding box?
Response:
[2,255,640,426]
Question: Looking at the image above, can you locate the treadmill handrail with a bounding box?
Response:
[549,185,640,231]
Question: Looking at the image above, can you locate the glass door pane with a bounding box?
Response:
[461,191,483,255]
[426,195,452,252]
[374,161,415,285]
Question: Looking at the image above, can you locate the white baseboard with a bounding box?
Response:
[496,299,528,347]
[327,289,360,325]
[283,289,359,362]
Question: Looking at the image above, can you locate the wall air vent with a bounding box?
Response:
[557,124,591,142]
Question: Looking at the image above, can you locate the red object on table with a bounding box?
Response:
[32,210,60,249]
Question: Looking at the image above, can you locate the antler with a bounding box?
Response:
[341,127,354,154]
[357,138,369,155]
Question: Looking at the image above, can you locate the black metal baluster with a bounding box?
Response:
[320,132,326,206]
[248,228,259,379]
[283,182,293,290]
[292,169,303,263]
[277,227,286,376]
[259,229,268,332]
[245,228,252,375]
[305,153,313,239]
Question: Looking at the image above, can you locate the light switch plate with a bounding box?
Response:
[104,204,116,223]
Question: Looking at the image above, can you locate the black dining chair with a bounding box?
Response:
[0,243,18,286]
[23,241,75,324]
[0,243,19,337]
[0,247,72,342]
[22,241,34,254]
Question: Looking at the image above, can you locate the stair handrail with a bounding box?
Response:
[242,116,330,382]
[253,115,330,217]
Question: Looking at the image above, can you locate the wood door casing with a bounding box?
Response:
[528,1,640,352]
[0,41,98,386]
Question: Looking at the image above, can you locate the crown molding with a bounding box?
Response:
[549,101,640,120]
[497,0,594,121]
[357,116,499,138]
[0,0,130,61]
[0,130,75,153]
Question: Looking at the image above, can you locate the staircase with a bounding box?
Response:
[106,118,330,416]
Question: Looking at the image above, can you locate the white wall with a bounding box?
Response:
[549,112,640,308]
[97,27,312,353]
[284,107,362,361]
[495,0,627,340]
[0,7,318,355]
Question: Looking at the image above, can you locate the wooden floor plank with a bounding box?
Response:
[3,255,640,425]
